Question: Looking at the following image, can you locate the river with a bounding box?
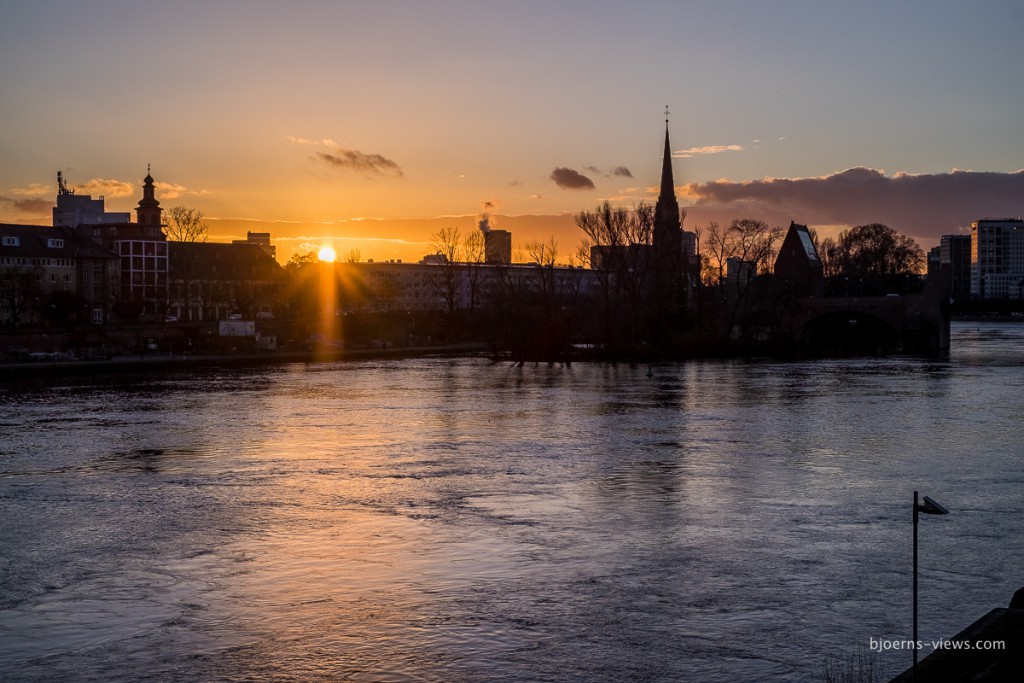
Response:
[1,321,1022,682]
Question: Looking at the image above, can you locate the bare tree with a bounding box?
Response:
[164,206,211,320]
[430,226,463,316]
[463,230,486,314]
[696,218,784,341]
[575,201,657,352]
[699,218,783,287]
[163,206,210,243]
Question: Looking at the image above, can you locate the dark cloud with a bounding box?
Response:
[0,196,53,215]
[550,167,595,190]
[583,164,634,179]
[681,167,1024,244]
[315,149,404,178]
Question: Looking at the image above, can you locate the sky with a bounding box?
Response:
[2,0,1023,264]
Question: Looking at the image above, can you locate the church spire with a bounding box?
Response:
[655,107,680,231]
[659,107,677,204]
[136,166,162,230]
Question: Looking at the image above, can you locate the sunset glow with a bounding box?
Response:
[1,2,1022,264]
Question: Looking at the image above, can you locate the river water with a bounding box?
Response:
[1,321,1022,682]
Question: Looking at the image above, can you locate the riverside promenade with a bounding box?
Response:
[0,342,490,381]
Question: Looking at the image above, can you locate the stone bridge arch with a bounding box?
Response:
[799,309,904,354]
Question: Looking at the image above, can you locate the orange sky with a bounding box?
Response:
[3,3,1023,263]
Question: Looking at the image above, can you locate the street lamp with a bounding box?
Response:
[913,490,949,680]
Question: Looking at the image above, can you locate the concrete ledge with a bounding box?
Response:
[890,590,1024,682]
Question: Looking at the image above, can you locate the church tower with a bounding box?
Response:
[652,110,683,310]
[135,166,162,235]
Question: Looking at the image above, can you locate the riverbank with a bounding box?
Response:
[0,342,490,381]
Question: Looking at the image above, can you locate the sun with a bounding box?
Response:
[317,246,337,263]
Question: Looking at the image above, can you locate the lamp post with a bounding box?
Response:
[913,490,949,680]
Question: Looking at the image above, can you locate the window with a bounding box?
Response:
[47,238,64,249]
[1,236,19,247]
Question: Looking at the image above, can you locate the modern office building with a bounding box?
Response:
[970,218,1024,299]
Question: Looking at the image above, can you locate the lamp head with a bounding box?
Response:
[919,496,949,515]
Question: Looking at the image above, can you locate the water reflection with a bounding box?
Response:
[1,323,1023,681]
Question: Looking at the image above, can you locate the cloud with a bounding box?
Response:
[583,164,634,179]
[76,178,134,198]
[154,181,190,200]
[10,183,51,197]
[0,196,53,215]
[316,149,404,178]
[550,167,595,190]
[681,167,1024,244]
[673,144,744,158]
[289,135,343,148]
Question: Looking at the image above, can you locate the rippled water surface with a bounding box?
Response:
[2,321,1023,681]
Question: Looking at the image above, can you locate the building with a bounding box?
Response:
[970,218,1024,299]
[484,229,512,265]
[324,260,600,314]
[1,223,119,326]
[89,170,169,315]
[939,234,972,303]
[589,116,698,303]
[233,231,277,261]
[774,221,824,297]
[167,241,284,321]
[52,172,130,228]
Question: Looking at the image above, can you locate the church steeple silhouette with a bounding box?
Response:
[135,165,162,231]
[655,110,680,231]
[652,108,683,310]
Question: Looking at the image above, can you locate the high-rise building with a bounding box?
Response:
[970,218,1024,299]
[484,229,512,265]
[939,234,971,303]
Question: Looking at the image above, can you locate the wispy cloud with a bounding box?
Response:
[673,144,744,158]
[316,149,404,178]
[154,181,192,200]
[681,167,1024,243]
[10,183,51,197]
[76,178,134,198]
[611,166,634,178]
[287,135,340,147]
[550,167,595,190]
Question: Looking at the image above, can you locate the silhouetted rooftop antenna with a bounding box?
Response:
[57,171,73,196]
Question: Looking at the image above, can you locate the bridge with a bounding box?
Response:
[793,289,949,354]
